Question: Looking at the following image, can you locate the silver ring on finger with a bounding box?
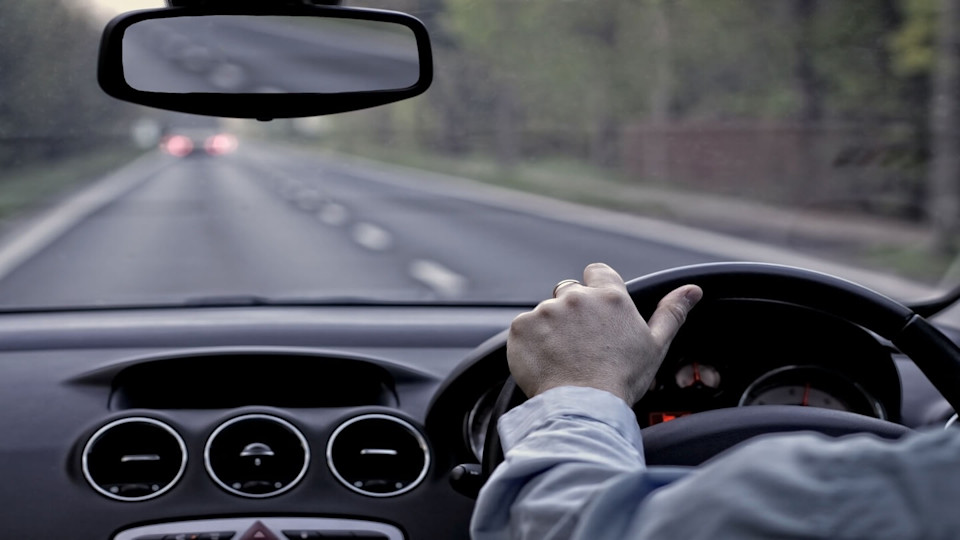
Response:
[553,279,581,298]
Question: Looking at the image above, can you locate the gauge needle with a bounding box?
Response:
[692,362,701,384]
[801,383,811,406]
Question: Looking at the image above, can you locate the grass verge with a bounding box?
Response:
[0,147,144,221]
[318,140,953,287]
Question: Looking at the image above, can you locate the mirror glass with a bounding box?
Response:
[122,15,421,94]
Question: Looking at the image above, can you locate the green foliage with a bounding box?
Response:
[422,0,926,135]
[890,0,937,76]
[329,0,942,218]
[0,3,133,168]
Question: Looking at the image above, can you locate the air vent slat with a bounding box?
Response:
[82,417,186,502]
[205,414,309,498]
[327,414,429,497]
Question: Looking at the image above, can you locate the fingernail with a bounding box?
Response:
[684,286,703,306]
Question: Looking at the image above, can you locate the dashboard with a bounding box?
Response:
[0,301,951,539]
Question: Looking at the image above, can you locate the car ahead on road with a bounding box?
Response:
[160,128,238,158]
[2,1,960,538]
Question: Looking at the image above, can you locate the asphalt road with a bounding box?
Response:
[123,15,420,94]
[0,144,720,308]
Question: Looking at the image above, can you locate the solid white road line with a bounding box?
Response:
[352,222,392,251]
[0,153,169,282]
[409,259,467,299]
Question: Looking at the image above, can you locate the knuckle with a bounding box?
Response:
[537,300,561,318]
[561,289,587,307]
[510,312,534,332]
[598,289,627,306]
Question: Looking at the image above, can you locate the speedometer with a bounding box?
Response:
[745,384,847,411]
[738,365,886,419]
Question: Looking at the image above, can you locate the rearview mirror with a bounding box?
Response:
[99,6,432,120]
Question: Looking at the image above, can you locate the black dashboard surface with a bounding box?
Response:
[0,304,951,539]
[0,306,518,540]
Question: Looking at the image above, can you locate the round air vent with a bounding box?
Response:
[82,417,186,502]
[327,414,430,497]
[204,414,309,498]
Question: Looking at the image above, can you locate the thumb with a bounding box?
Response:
[647,285,703,348]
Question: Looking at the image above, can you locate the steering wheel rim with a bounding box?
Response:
[482,263,960,476]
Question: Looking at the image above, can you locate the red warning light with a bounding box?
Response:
[648,411,692,425]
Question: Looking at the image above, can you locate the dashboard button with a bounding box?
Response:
[239,521,280,540]
[281,532,321,540]
[199,533,236,540]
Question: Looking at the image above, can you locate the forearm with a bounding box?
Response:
[470,387,651,540]
[471,389,960,540]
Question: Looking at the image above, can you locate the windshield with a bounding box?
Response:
[0,0,955,309]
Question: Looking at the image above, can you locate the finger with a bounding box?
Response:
[554,280,586,298]
[553,279,582,298]
[582,262,628,292]
[648,285,703,347]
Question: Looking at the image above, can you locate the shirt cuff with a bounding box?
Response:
[498,386,643,454]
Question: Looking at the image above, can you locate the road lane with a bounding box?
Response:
[241,146,719,300]
[0,152,426,306]
[0,145,722,308]
[123,16,420,94]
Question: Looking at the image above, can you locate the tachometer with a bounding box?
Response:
[674,362,721,390]
[738,365,885,419]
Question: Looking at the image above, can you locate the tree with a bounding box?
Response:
[0,3,132,168]
[928,0,960,252]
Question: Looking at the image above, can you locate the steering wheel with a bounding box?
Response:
[482,262,960,477]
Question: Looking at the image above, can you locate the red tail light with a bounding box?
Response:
[205,134,238,156]
[161,135,194,157]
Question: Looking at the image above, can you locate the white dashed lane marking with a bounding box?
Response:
[352,222,392,251]
[209,63,246,90]
[409,259,467,299]
[258,159,469,299]
[317,203,349,226]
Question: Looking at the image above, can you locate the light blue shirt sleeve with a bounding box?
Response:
[470,385,960,540]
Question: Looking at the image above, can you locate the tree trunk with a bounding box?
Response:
[793,0,822,123]
[494,86,519,171]
[792,0,821,203]
[641,0,674,182]
[591,114,620,169]
[929,0,960,253]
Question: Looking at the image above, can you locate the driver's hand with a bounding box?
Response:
[507,263,702,405]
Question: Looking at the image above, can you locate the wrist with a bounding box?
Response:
[531,380,631,405]
[499,386,644,452]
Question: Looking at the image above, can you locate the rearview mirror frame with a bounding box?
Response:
[98,5,433,120]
